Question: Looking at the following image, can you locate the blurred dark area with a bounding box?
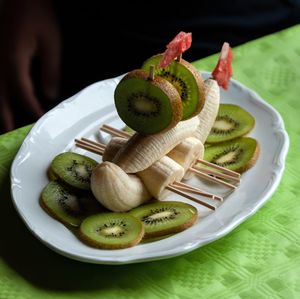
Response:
[0,0,299,134]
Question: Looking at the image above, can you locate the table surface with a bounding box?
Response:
[1,25,300,299]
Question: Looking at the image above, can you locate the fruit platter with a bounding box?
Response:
[10,32,289,264]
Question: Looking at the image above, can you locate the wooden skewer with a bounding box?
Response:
[166,185,215,210]
[148,65,155,80]
[81,137,106,148]
[172,181,223,201]
[196,159,240,178]
[192,164,240,183]
[75,138,219,210]
[176,54,182,62]
[75,138,219,195]
[100,125,130,138]
[188,167,237,189]
[75,142,104,155]
[99,125,239,187]
[100,124,240,179]
[75,138,105,150]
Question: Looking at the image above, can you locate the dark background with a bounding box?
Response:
[2,0,300,132]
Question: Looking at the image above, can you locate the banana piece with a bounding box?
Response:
[105,136,204,181]
[138,156,184,200]
[103,137,185,199]
[102,137,125,162]
[91,162,151,212]
[195,79,220,143]
[112,116,200,173]
[168,137,204,173]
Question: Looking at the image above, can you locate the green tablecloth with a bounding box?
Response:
[1,25,300,299]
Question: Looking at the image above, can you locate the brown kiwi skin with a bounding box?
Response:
[178,58,206,118]
[78,217,145,250]
[121,69,183,134]
[143,212,198,239]
[236,141,260,173]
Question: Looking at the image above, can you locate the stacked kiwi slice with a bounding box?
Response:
[41,152,103,228]
[142,55,206,120]
[41,152,198,249]
[114,55,205,135]
[203,104,259,173]
[115,70,182,135]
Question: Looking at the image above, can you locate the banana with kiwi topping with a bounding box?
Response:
[112,78,219,174]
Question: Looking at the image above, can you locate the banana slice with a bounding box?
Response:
[195,79,220,143]
[102,137,126,162]
[105,136,204,181]
[113,116,200,173]
[103,138,185,199]
[91,162,151,212]
[167,137,204,180]
[138,156,184,200]
[168,137,204,172]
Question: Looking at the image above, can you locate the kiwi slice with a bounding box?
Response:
[204,137,260,173]
[142,54,205,120]
[50,152,97,190]
[79,213,144,249]
[114,69,182,135]
[206,104,255,143]
[41,181,103,227]
[129,201,198,238]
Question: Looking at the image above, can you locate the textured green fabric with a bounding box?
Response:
[1,25,300,299]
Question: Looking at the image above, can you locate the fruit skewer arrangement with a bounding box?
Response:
[75,137,224,209]
[99,125,240,184]
[41,32,259,249]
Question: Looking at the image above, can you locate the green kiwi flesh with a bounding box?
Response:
[206,104,255,143]
[142,54,205,120]
[41,181,103,227]
[204,137,259,173]
[79,213,144,249]
[114,69,182,135]
[129,201,198,238]
[50,152,98,190]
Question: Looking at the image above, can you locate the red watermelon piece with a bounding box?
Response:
[159,31,192,67]
[212,42,233,90]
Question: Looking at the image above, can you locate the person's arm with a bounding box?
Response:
[0,0,61,131]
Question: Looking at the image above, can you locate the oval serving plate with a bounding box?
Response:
[10,72,289,264]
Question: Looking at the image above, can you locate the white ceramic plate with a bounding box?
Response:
[11,72,289,264]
